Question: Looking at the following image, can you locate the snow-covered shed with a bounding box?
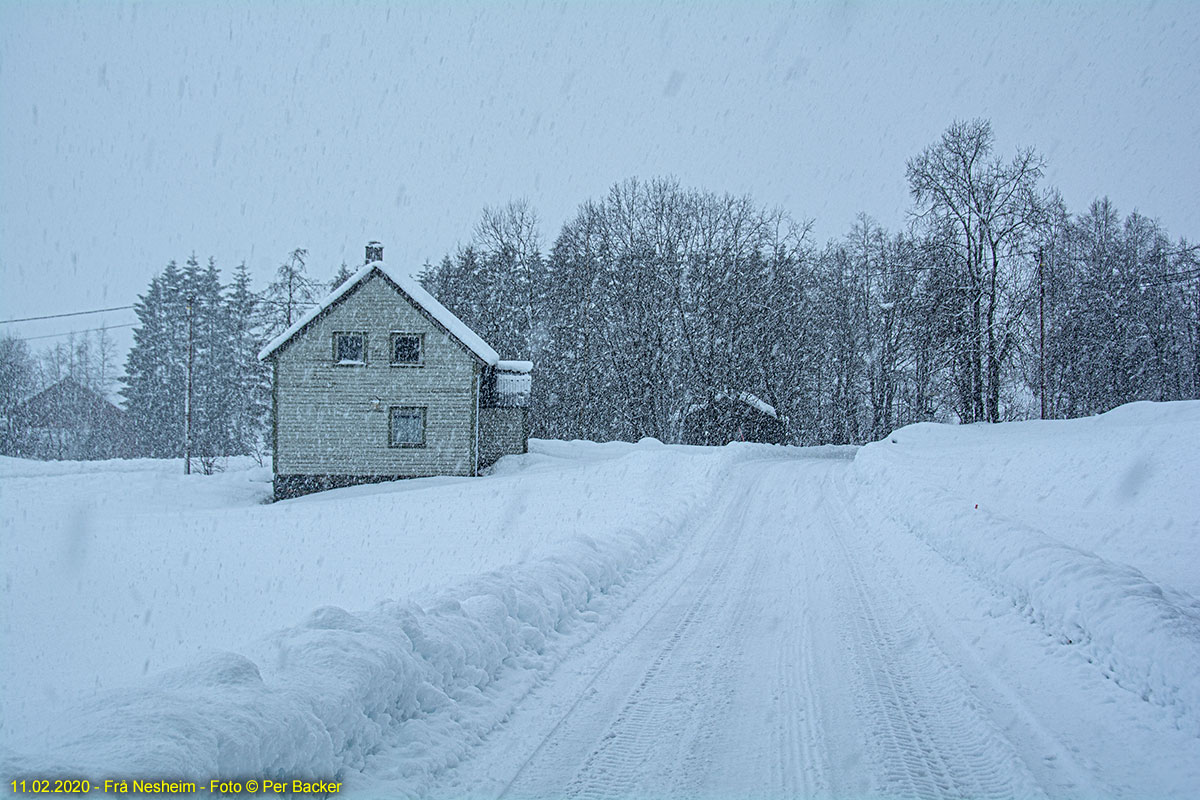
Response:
[259,242,530,500]
[682,390,786,446]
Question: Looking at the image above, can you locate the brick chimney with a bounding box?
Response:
[365,241,384,263]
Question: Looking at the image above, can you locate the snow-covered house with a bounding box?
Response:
[259,243,530,500]
[1,377,133,461]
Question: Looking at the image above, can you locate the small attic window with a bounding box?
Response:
[334,332,366,365]
[390,333,423,366]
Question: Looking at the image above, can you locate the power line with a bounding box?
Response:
[17,322,137,342]
[1151,266,1200,281]
[0,304,134,325]
[1140,267,1200,288]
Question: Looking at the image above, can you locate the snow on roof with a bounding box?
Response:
[496,360,533,373]
[711,389,778,419]
[737,391,778,419]
[258,262,500,365]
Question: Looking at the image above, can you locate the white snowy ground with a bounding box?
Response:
[2,401,1198,798]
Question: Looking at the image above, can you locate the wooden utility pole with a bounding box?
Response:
[185,294,195,474]
[1038,247,1046,420]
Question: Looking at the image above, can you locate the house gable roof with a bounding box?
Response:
[257,262,500,366]
[15,377,127,428]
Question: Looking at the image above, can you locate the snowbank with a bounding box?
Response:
[852,401,1200,736]
[1,440,758,790]
[4,534,655,784]
[1,441,733,742]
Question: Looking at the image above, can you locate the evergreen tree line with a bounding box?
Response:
[0,241,353,462]
[121,255,268,459]
[119,247,349,461]
[420,120,1199,445]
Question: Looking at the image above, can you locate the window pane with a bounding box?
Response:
[392,334,421,364]
[337,334,364,363]
[390,408,424,446]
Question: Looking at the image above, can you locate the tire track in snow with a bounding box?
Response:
[768,610,800,797]
[493,461,766,799]
[816,474,1047,799]
[558,496,766,800]
[826,469,1109,797]
[768,594,827,798]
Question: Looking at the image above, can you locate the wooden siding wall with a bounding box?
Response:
[273,275,478,477]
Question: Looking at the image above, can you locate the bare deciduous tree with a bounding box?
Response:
[907,119,1049,422]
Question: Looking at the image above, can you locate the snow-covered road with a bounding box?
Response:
[425,454,1198,799]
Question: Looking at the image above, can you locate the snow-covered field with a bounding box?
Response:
[2,402,1199,797]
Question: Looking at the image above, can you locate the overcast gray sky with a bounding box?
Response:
[2,1,1197,353]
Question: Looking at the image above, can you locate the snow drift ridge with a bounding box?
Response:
[853,406,1200,737]
[3,535,652,786]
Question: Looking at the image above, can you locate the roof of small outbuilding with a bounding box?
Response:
[257,262,500,366]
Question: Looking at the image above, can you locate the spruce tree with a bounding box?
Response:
[122,262,187,456]
[226,261,270,457]
[328,261,355,293]
[184,255,231,465]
